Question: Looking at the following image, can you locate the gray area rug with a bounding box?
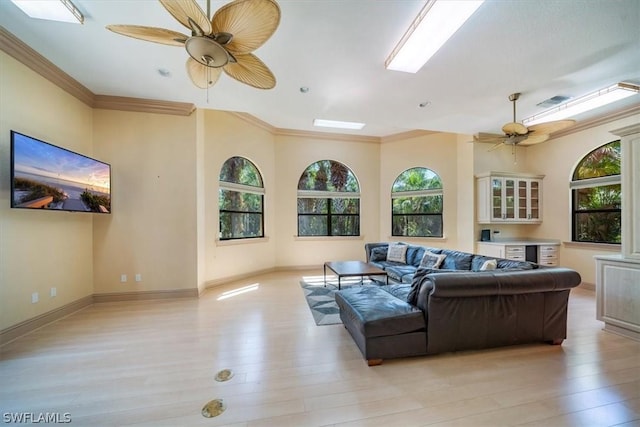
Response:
[300,278,373,326]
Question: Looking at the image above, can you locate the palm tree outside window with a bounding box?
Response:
[219,156,264,240]
[297,160,360,236]
[570,140,621,244]
[391,167,443,237]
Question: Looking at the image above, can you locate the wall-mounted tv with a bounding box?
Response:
[10,131,111,214]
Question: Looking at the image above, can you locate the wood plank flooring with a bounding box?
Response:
[1,270,639,426]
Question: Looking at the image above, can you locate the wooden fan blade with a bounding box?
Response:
[106,25,187,46]
[474,132,506,144]
[223,53,275,89]
[518,133,550,146]
[488,141,506,152]
[186,58,222,89]
[502,122,528,135]
[159,0,212,35]
[212,0,281,54]
[527,119,576,135]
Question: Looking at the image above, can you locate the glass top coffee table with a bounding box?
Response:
[323,261,388,290]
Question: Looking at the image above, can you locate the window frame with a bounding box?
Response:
[391,168,444,238]
[296,161,361,237]
[570,141,621,245]
[218,157,265,241]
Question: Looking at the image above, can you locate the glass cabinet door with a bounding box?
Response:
[529,180,540,220]
[518,180,528,219]
[504,179,515,219]
[491,178,503,220]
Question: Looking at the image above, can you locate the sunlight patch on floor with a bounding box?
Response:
[217,283,260,300]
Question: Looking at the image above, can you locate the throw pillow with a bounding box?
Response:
[419,250,446,269]
[480,259,497,270]
[387,243,408,264]
[370,247,388,262]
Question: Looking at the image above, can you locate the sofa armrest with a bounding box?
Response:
[415,268,581,309]
[365,242,389,262]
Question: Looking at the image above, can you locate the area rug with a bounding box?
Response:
[300,277,372,326]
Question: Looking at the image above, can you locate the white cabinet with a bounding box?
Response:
[538,244,559,266]
[476,172,543,224]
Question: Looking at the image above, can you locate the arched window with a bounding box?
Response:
[297,160,360,236]
[570,140,621,244]
[219,156,264,240]
[391,167,443,237]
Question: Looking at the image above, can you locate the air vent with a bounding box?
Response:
[536,95,571,108]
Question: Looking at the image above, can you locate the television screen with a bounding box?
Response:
[10,131,111,214]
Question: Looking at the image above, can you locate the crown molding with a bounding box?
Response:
[549,103,640,140]
[380,129,438,143]
[274,127,380,144]
[94,95,195,116]
[229,112,277,133]
[0,25,94,106]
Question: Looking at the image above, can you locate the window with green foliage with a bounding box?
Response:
[297,160,360,236]
[571,140,621,244]
[391,167,443,237]
[219,156,264,240]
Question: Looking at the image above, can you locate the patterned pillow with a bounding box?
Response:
[370,247,388,262]
[419,250,446,269]
[387,243,408,264]
[480,259,497,270]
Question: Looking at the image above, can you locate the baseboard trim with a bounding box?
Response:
[579,282,596,291]
[93,288,199,303]
[0,295,94,346]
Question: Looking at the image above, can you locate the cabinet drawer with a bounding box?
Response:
[507,254,526,261]
[539,245,558,253]
[505,246,525,255]
[539,260,558,266]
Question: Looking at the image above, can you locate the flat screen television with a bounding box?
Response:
[10,131,111,214]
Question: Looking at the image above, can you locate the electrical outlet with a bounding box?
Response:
[120,274,127,283]
[50,287,57,298]
[31,292,39,304]
[135,274,142,282]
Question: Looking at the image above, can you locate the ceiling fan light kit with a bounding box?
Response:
[523,82,640,126]
[385,0,484,73]
[106,0,280,90]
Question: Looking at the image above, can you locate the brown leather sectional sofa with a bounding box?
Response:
[335,242,582,365]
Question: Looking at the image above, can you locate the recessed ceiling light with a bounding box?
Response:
[313,119,366,130]
[158,68,171,77]
[300,87,309,93]
[419,101,431,108]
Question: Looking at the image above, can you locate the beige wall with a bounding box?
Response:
[379,132,473,250]
[527,114,640,285]
[273,134,381,267]
[203,111,277,282]
[91,109,199,295]
[0,52,94,330]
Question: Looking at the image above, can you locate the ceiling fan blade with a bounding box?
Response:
[223,53,275,89]
[212,0,281,54]
[518,133,550,146]
[106,25,187,46]
[502,122,528,135]
[488,141,505,152]
[527,119,576,136]
[159,0,212,35]
[473,132,506,144]
[186,58,222,89]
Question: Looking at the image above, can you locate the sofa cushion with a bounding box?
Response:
[386,265,417,282]
[480,259,497,270]
[387,243,408,263]
[419,251,446,269]
[472,255,495,271]
[497,259,536,270]
[335,286,425,338]
[370,246,388,262]
[440,250,474,270]
[406,246,425,266]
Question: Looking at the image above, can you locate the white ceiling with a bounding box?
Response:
[1,0,639,138]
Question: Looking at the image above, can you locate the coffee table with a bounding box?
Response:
[323,261,388,290]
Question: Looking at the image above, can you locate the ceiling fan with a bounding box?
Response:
[106,0,280,90]
[473,93,576,150]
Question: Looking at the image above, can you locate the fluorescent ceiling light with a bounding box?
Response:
[385,0,484,73]
[522,83,640,126]
[313,119,366,130]
[11,0,84,24]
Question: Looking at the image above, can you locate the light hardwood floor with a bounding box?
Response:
[1,270,639,427]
